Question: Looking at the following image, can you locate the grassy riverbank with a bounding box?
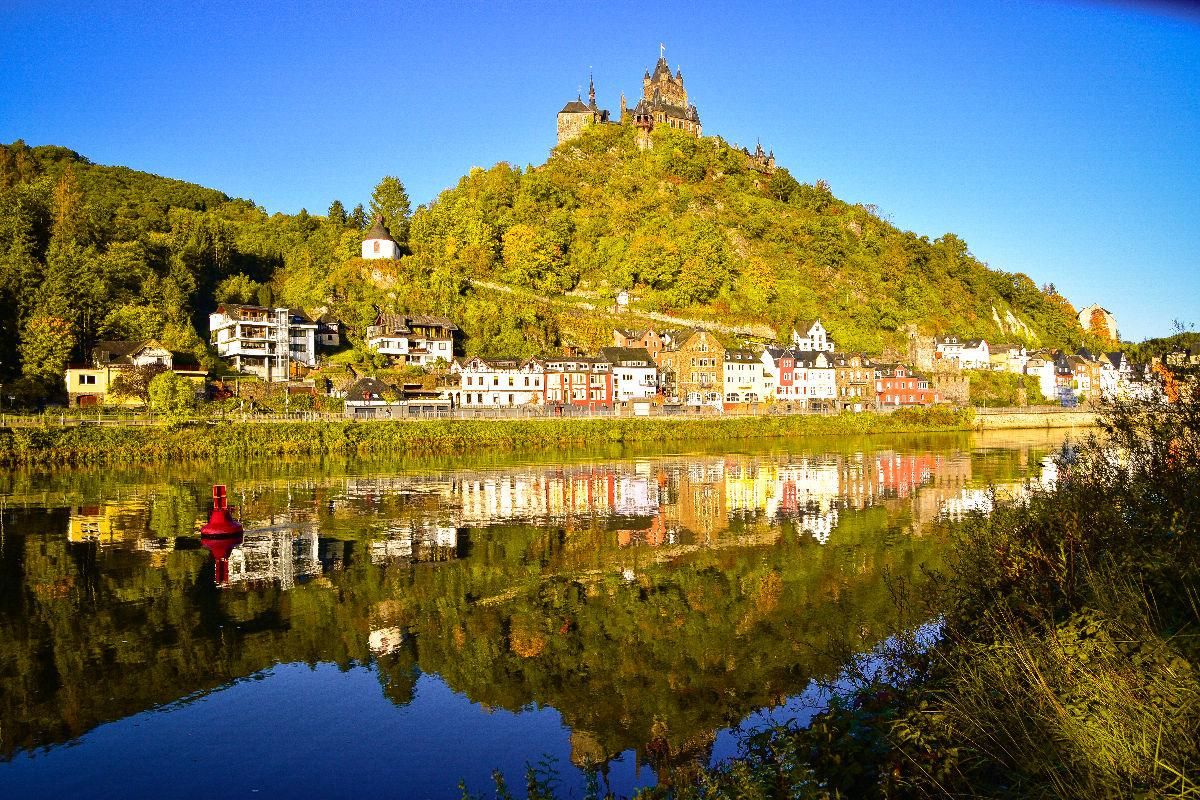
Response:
[584,398,1196,800]
[0,408,974,467]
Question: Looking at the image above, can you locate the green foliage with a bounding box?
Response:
[370,175,412,245]
[0,408,973,467]
[19,315,74,385]
[109,364,167,405]
[147,370,197,418]
[969,368,1048,407]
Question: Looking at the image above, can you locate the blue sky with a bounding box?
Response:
[1,0,1197,341]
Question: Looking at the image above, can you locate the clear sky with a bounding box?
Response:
[2,0,1197,341]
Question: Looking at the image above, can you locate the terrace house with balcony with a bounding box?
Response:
[209,304,318,382]
[366,313,457,366]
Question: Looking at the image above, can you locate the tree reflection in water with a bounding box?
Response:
[0,430,1073,787]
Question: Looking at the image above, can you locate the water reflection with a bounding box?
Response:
[0,430,1075,796]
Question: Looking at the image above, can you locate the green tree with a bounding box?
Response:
[148,370,197,418]
[215,274,263,305]
[349,203,367,230]
[370,176,411,245]
[109,363,168,405]
[327,200,347,226]
[20,315,75,384]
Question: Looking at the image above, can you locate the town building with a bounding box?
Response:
[1024,352,1058,402]
[832,353,875,412]
[209,304,318,381]
[1078,304,1118,340]
[989,344,1029,374]
[65,339,207,407]
[542,355,614,410]
[450,356,545,407]
[659,330,724,406]
[875,364,942,407]
[362,215,400,260]
[790,319,835,352]
[792,350,838,409]
[722,349,766,405]
[612,328,682,364]
[316,314,342,348]
[342,377,450,419]
[600,347,659,402]
[365,313,457,365]
[936,336,990,370]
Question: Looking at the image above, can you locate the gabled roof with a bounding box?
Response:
[346,377,394,401]
[724,349,757,362]
[91,339,170,365]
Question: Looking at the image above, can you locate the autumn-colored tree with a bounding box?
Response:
[1089,307,1112,341]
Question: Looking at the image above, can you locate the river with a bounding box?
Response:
[0,429,1079,798]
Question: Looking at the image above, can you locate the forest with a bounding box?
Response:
[0,131,1096,404]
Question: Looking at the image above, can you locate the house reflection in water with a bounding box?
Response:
[68,499,174,566]
[370,523,462,565]
[224,521,322,590]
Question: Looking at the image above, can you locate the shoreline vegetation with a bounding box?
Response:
[447,399,1197,799]
[0,407,1100,468]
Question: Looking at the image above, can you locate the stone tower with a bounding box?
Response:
[629,49,702,149]
[556,73,610,146]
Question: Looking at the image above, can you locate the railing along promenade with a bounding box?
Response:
[0,404,1099,430]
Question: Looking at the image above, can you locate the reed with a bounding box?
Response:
[0,408,972,467]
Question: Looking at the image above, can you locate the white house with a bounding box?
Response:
[366,313,457,365]
[722,349,767,404]
[209,304,318,381]
[362,215,400,260]
[600,347,658,401]
[792,350,837,408]
[936,336,990,369]
[450,356,544,407]
[790,319,835,352]
[1024,353,1058,402]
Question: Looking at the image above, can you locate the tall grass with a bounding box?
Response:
[0,408,972,467]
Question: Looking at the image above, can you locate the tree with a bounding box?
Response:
[148,370,197,418]
[350,204,367,230]
[109,364,168,405]
[51,166,85,244]
[370,176,411,244]
[327,200,347,226]
[20,315,74,384]
[214,274,263,305]
[1088,308,1112,342]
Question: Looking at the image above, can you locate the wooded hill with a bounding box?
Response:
[0,132,1099,401]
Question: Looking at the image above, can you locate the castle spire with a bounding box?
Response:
[588,70,596,106]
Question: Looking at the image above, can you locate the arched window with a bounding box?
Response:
[373,241,380,253]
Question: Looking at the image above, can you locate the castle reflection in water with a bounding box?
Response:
[63,445,1057,593]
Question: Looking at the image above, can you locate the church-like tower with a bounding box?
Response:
[556,73,610,146]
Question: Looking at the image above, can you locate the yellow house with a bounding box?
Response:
[65,339,207,407]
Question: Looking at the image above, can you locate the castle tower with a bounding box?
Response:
[628,47,702,148]
[556,75,610,146]
[362,214,399,260]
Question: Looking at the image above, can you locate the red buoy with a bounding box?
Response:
[200,485,243,536]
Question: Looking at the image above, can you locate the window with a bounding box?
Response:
[78,374,97,386]
[373,241,380,253]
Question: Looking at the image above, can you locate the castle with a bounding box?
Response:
[557,48,702,149]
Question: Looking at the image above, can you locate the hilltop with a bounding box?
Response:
[0,133,1099,401]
